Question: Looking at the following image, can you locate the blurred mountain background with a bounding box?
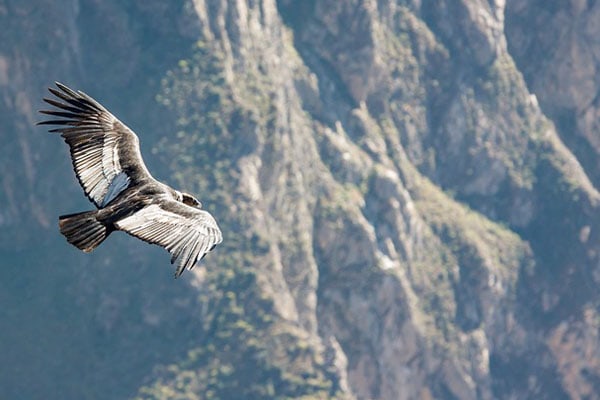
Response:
[2,0,600,399]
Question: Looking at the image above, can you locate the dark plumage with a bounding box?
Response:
[39,82,222,277]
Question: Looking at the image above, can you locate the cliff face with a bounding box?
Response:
[507,0,600,188]
[1,1,600,399]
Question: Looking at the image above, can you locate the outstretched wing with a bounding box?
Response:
[114,200,223,277]
[38,82,154,208]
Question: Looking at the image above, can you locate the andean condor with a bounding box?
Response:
[39,82,222,277]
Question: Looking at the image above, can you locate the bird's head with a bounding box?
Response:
[181,192,203,209]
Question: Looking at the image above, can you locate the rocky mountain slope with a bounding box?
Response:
[1,0,600,399]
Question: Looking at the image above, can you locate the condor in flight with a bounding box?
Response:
[39,82,222,277]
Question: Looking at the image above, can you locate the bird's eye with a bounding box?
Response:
[181,193,202,208]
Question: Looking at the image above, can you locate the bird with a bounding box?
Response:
[38,82,222,277]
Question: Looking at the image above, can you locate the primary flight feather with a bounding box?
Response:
[39,82,222,277]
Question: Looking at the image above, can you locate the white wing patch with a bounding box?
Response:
[101,171,130,207]
[69,127,128,207]
[115,203,222,276]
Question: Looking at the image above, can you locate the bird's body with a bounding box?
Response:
[39,82,222,277]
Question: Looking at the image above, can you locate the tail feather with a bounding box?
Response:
[59,211,109,252]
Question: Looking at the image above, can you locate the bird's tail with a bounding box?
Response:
[58,211,110,253]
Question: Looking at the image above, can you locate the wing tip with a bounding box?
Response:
[174,264,186,278]
[54,81,72,94]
